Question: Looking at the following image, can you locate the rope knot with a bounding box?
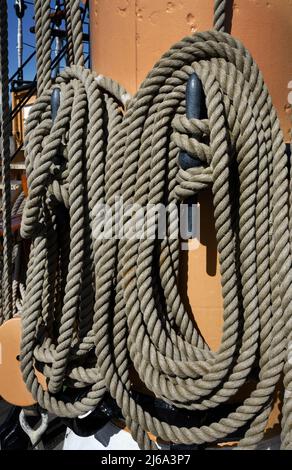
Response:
[172,114,212,199]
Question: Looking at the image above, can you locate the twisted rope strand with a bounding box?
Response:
[64,1,74,66]
[213,0,227,32]
[34,0,45,93]
[0,0,13,323]
[40,0,52,93]
[70,0,84,67]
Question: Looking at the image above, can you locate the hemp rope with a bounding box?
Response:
[64,1,74,67]
[0,0,13,324]
[34,0,52,95]
[213,0,227,32]
[19,0,292,450]
[100,30,291,450]
[20,0,131,417]
[11,192,27,317]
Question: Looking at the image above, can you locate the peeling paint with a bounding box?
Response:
[136,8,143,21]
[117,0,129,16]
[233,3,239,13]
[136,32,141,47]
[186,13,194,24]
[149,11,160,25]
[166,2,175,14]
[186,12,197,33]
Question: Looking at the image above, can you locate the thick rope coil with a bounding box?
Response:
[281,70,292,452]
[19,0,292,452]
[20,0,128,415]
[20,64,130,417]
[40,0,52,92]
[0,0,13,324]
[97,30,291,450]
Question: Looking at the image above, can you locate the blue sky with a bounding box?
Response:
[7,2,90,83]
[8,1,36,82]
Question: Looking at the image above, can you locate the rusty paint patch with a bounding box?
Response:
[149,11,160,25]
[117,0,129,16]
[166,2,175,14]
[186,12,197,33]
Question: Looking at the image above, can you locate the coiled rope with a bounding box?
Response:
[20,0,131,417]
[20,0,292,450]
[93,27,292,449]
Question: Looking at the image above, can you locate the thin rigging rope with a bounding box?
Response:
[0,0,13,324]
[40,0,53,92]
[34,0,45,92]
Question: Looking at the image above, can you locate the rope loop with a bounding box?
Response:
[104,30,291,450]
[21,65,129,238]
[20,64,130,414]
